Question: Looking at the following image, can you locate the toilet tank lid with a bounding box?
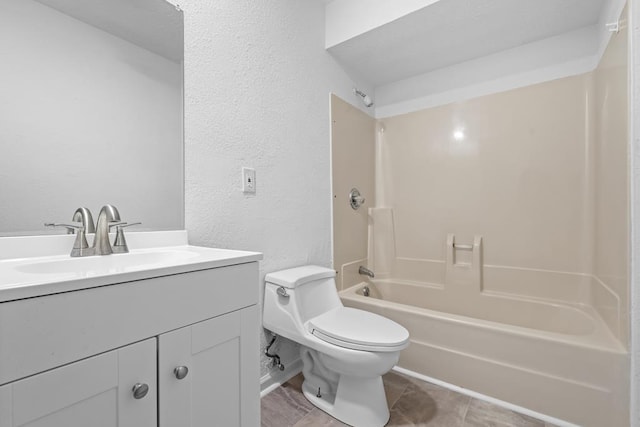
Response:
[265,265,336,288]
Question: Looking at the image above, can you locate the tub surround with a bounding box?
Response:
[331,94,376,290]
[371,26,629,341]
[331,7,629,424]
[592,2,630,348]
[367,207,625,344]
[332,14,631,344]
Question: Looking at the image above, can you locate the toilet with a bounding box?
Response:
[263,265,410,427]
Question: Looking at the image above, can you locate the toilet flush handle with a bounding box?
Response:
[276,286,289,298]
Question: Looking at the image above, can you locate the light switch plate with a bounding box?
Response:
[242,167,256,193]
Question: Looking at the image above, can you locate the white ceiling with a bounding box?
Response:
[328,0,607,86]
[34,0,183,62]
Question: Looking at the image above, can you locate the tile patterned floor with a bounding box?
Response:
[261,371,559,427]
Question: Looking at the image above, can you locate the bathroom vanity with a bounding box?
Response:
[0,231,262,427]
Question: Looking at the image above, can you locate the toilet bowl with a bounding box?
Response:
[263,265,409,427]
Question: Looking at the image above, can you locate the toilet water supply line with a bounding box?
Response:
[265,335,285,371]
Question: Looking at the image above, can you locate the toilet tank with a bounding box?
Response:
[263,266,343,337]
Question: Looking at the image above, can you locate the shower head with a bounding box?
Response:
[354,88,374,108]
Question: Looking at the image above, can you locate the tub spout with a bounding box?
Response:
[359,266,375,278]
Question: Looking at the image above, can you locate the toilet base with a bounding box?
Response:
[302,375,390,427]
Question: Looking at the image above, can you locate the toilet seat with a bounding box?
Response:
[307,307,409,352]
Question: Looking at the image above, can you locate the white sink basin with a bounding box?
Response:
[17,250,200,275]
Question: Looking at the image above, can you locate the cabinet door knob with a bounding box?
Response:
[174,366,189,380]
[132,383,149,399]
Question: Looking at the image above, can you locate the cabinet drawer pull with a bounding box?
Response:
[132,383,149,399]
[174,366,189,380]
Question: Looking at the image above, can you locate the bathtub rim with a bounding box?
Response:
[340,281,626,354]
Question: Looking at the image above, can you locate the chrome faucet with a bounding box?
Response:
[93,205,122,255]
[71,207,95,234]
[358,266,375,278]
[46,205,139,257]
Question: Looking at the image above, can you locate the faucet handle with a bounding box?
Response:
[108,221,140,236]
[45,222,84,233]
[45,223,92,257]
[109,222,141,230]
[107,221,127,231]
[111,222,142,254]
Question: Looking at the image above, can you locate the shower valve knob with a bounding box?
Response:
[349,188,365,210]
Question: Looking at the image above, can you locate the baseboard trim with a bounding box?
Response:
[392,366,579,427]
[260,358,303,398]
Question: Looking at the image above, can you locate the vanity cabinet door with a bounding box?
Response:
[158,306,259,427]
[0,338,156,427]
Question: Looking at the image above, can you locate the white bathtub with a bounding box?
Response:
[340,279,628,426]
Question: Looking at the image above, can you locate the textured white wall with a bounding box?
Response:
[176,0,373,377]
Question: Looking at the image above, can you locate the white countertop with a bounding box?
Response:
[0,231,262,303]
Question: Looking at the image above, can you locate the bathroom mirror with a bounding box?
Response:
[0,0,184,236]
